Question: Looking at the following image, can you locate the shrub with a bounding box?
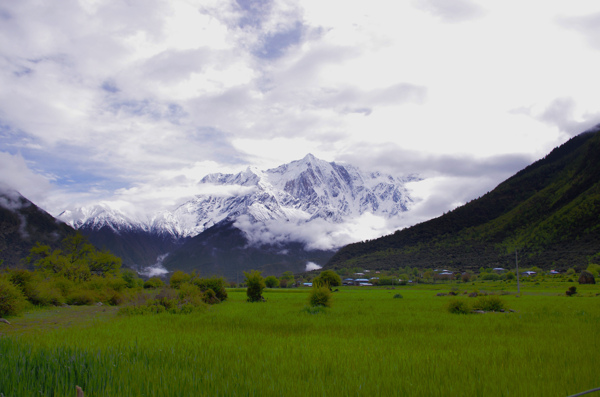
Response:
[279,271,295,288]
[27,281,65,306]
[308,284,332,308]
[144,277,165,289]
[245,270,266,302]
[473,295,506,312]
[566,286,577,296]
[447,299,470,314]
[461,273,471,283]
[586,263,600,277]
[169,271,191,289]
[0,278,27,316]
[481,273,500,281]
[178,283,202,301]
[51,277,75,296]
[578,271,595,285]
[66,289,97,305]
[121,269,143,288]
[107,276,127,292]
[202,288,220,304]
[265,275,279,288]
[313,270,341,290]
[118,288,207,316]
[107,291,125,306]
[192,277,228,302]
[8,269,34,290]
[393,294,403,299]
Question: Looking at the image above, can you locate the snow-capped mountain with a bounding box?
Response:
[166,153,417,237]
[60,154,417,238]
[58,154,419,275]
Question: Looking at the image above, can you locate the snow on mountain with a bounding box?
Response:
[59,154,419,248]
[58,204,147,233]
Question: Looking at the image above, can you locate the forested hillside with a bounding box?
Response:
[326,130,600,272]
[0,188,75,269]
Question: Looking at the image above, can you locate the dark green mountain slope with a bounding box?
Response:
[0,188,75,269]
[326,130,600,272]
[162,220,334,280]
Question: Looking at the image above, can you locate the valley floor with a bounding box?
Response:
[1,281,599,396]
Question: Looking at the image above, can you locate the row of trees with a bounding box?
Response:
[1,234,131,317]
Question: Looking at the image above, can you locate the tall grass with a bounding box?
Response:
[1,283,599,396]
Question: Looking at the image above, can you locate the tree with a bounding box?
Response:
[25,233,121,281]
[144,277,164,289]
[170,270,191,289]
[265,275,279,288]
[423,270,434,283]
[122,269,143,288]
[244,270,265,302]
[192,277,228,302]
[313,270,341,290]
[279,271,295,288]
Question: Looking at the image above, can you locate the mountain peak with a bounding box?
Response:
[60,155,417,256]
[302,153,317,162]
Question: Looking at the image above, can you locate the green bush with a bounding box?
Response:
[279,271,295,288]
[121,269,143,288]
[447,299,470,314]
[202,288,220,304]
[51,277,75,296]
[245,270,266,302]
[473,295,506,312]
[265,275,279,288]
[308,284,332,308]
[313,270,341,290]
[192,277,228,302]
[118,288,207,316]
[107,276,127,292]
[66,289,97,306]
[178,283,202,300]
[27,281,65,306]
[480,273,500,281]
[107,291,125,306]
[144,277,165,289]
[0,278,27,317]
[169,271,191,289]
[8,269,34,290]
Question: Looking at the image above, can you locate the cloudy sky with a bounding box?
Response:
[1,0,600,230]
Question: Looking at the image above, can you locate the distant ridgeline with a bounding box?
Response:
[326,130,600,272]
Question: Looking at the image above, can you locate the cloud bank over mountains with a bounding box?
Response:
[1,0,600,231]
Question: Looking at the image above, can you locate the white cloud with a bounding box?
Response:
[234,212,403,252]
[305,262,322,271]
[0,152,53,205]
[1,0,600,240]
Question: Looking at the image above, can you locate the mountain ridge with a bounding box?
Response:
[0,184,75,268]
[325,130,600,272]
[58,154,418,273]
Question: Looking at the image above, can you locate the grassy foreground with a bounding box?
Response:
[1,282,599,396]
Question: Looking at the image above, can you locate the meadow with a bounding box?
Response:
[1,281,599,396]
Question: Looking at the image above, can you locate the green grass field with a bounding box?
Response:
[1,282,599,396]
